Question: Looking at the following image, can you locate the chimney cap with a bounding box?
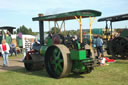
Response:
[38,14,44,17]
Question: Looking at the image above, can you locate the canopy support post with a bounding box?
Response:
[105,21,108,41]
[54,21,56,34]
[75,16,83,43]
[48,21,50,33]
[64,21,66,35]
[39,21,44,45]
[56,22,60,30]
[110,21,113,39]
[89,16,95,51]
[59,20,64,33]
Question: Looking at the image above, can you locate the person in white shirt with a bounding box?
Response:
[21,38,31,61]
[98,54,106,66]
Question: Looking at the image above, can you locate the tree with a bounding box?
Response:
[17,25,28,34]
[16,25,36,35]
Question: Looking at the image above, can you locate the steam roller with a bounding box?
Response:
[23,9,102,78]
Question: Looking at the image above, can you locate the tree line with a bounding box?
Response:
[47,27,80,35]
[16,26,80,36]
[15,25,125,36]
[15,25,38,35]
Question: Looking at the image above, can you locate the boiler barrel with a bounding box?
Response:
[40,45,47,56]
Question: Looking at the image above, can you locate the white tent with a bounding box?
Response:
[22,35,36,48]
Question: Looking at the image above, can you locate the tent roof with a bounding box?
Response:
[0,26,16,29]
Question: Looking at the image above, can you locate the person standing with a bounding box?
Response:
[96,35,103,58]
[0,39,10,67]
[21,38,31,61]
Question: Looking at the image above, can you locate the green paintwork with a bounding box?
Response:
[40,45,47,56]
[32,10,101,21]
[120,29,128,38]
[47,38,53,46]
[72,58,93,73]
[70,50,86,60]
[81,59,94,63]
[72,61,86,73]
[51,48,63,75]
[76,41,81,50]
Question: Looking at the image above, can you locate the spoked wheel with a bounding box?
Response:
[109,39,119,58]
[110,37,128,59]
[119,37,128,58]
[106,41,111,55]
[45,45,72,78]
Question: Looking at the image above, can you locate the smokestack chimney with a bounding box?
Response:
[38,13,44,45]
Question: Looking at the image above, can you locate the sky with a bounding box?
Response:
[0,0,128,32]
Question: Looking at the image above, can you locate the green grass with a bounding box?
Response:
[0,60,128,85]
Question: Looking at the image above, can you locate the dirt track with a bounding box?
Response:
[0,57,24,72]
[0,51,108,72]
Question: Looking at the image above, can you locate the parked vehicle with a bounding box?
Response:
[23,9,102,78]
[98,13,128,59]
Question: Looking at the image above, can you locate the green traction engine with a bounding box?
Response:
[24,10,101,78]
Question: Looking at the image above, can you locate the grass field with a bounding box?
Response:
[0,57,128,85]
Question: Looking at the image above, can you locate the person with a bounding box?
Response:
[93,38,97,53]
[21,38,31,61]
[96,35,103,58]
[0,39,10,67]
[6,31,12,44]
[32,38,40,50]
[10,41,17,56]
[30,38,34,50]
[98,54,106,66]
[17,32,23,53]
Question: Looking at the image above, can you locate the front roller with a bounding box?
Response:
[24,51,44,71]
[45,44,72,78]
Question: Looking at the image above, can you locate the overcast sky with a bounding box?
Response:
[0,0,128,32]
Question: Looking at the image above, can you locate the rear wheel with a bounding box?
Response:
[45,45,72,78]
[110,37,128,59]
